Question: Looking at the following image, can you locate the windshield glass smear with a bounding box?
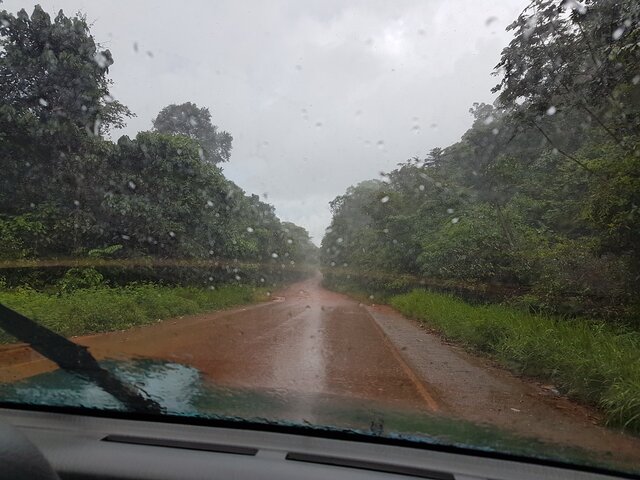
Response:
[1,0,639,475]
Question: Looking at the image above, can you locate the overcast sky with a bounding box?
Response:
[6,0,528,244]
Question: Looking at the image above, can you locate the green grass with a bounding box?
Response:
[390,290,640,434]
[0,284,269,344]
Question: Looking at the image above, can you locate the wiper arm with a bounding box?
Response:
[0,304,164,414]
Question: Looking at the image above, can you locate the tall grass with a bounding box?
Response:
[0,284,268,343]
[390,290,640,434]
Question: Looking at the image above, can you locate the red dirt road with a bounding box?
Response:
[1,275,640,464]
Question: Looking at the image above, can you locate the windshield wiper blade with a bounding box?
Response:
[0,303,164,414]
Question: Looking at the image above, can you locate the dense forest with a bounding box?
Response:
[322,0,640,322]
[0,5,317,291]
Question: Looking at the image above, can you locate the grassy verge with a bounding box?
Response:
[389,289,640,434]
[0,284,269,344]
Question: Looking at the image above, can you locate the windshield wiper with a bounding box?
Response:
[0,303,164,414]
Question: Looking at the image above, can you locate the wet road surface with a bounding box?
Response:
[2,275,640,467]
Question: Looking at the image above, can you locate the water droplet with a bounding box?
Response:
[430,123,438,129]
[128,180,136,190]
[315,121,323,128]
[295,64,302,71]
[552,148,559,154]
[380,196,390,203]
[485,16,498,26]
[133,42,139,52]
[325,227,333,233]
[483,115,494,125]
[419,185,425,191]
[383,228,389,233]
[206,200,214,207]
[271,252,279,258]
[447,208,455,214]
[330,261,336,267]
[169,231,176,237]
[247,226,254,233]
[146,50,154,58]
[337,237,343,243]
[376,140,385,149]
[369,295,375,299]
[93,52,109,68]
[208,276,214,281]
[612,27,625,40]
[632,75,640,85]
[38,98,48,107]
[451,217,460,224]
[492,128,500,135]
[260,277,265,283]
[417,28,426,36]
[412,125,420,133]
[235,275,241,281]
[73,200,80,207]
[287,238,293,244]
[546,106,557,116]
[267,292,271,296]
[121,234,130,240]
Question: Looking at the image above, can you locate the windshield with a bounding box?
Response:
[1,0,639,475]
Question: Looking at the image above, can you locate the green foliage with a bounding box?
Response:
[0,284,268,344]
[0,5,318,291]
[390,290,640,433]
[322,0,640,318]
[57,268,105,293]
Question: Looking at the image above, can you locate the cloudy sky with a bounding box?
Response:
[6,0,528,244]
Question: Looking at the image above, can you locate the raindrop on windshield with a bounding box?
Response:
[612,27,625,40]
[93,52,108,68]
[546,106,557,116]
[419,185,425,191]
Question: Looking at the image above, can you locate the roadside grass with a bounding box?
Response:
[389,290,640,434]
[0,284,269,344]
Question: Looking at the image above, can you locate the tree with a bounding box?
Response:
[152,102,233,164]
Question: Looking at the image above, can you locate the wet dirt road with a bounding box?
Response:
[2,275,640,465]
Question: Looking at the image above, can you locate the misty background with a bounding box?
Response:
[3,0,528,243]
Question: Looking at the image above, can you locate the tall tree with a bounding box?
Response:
[152,102,233,164]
